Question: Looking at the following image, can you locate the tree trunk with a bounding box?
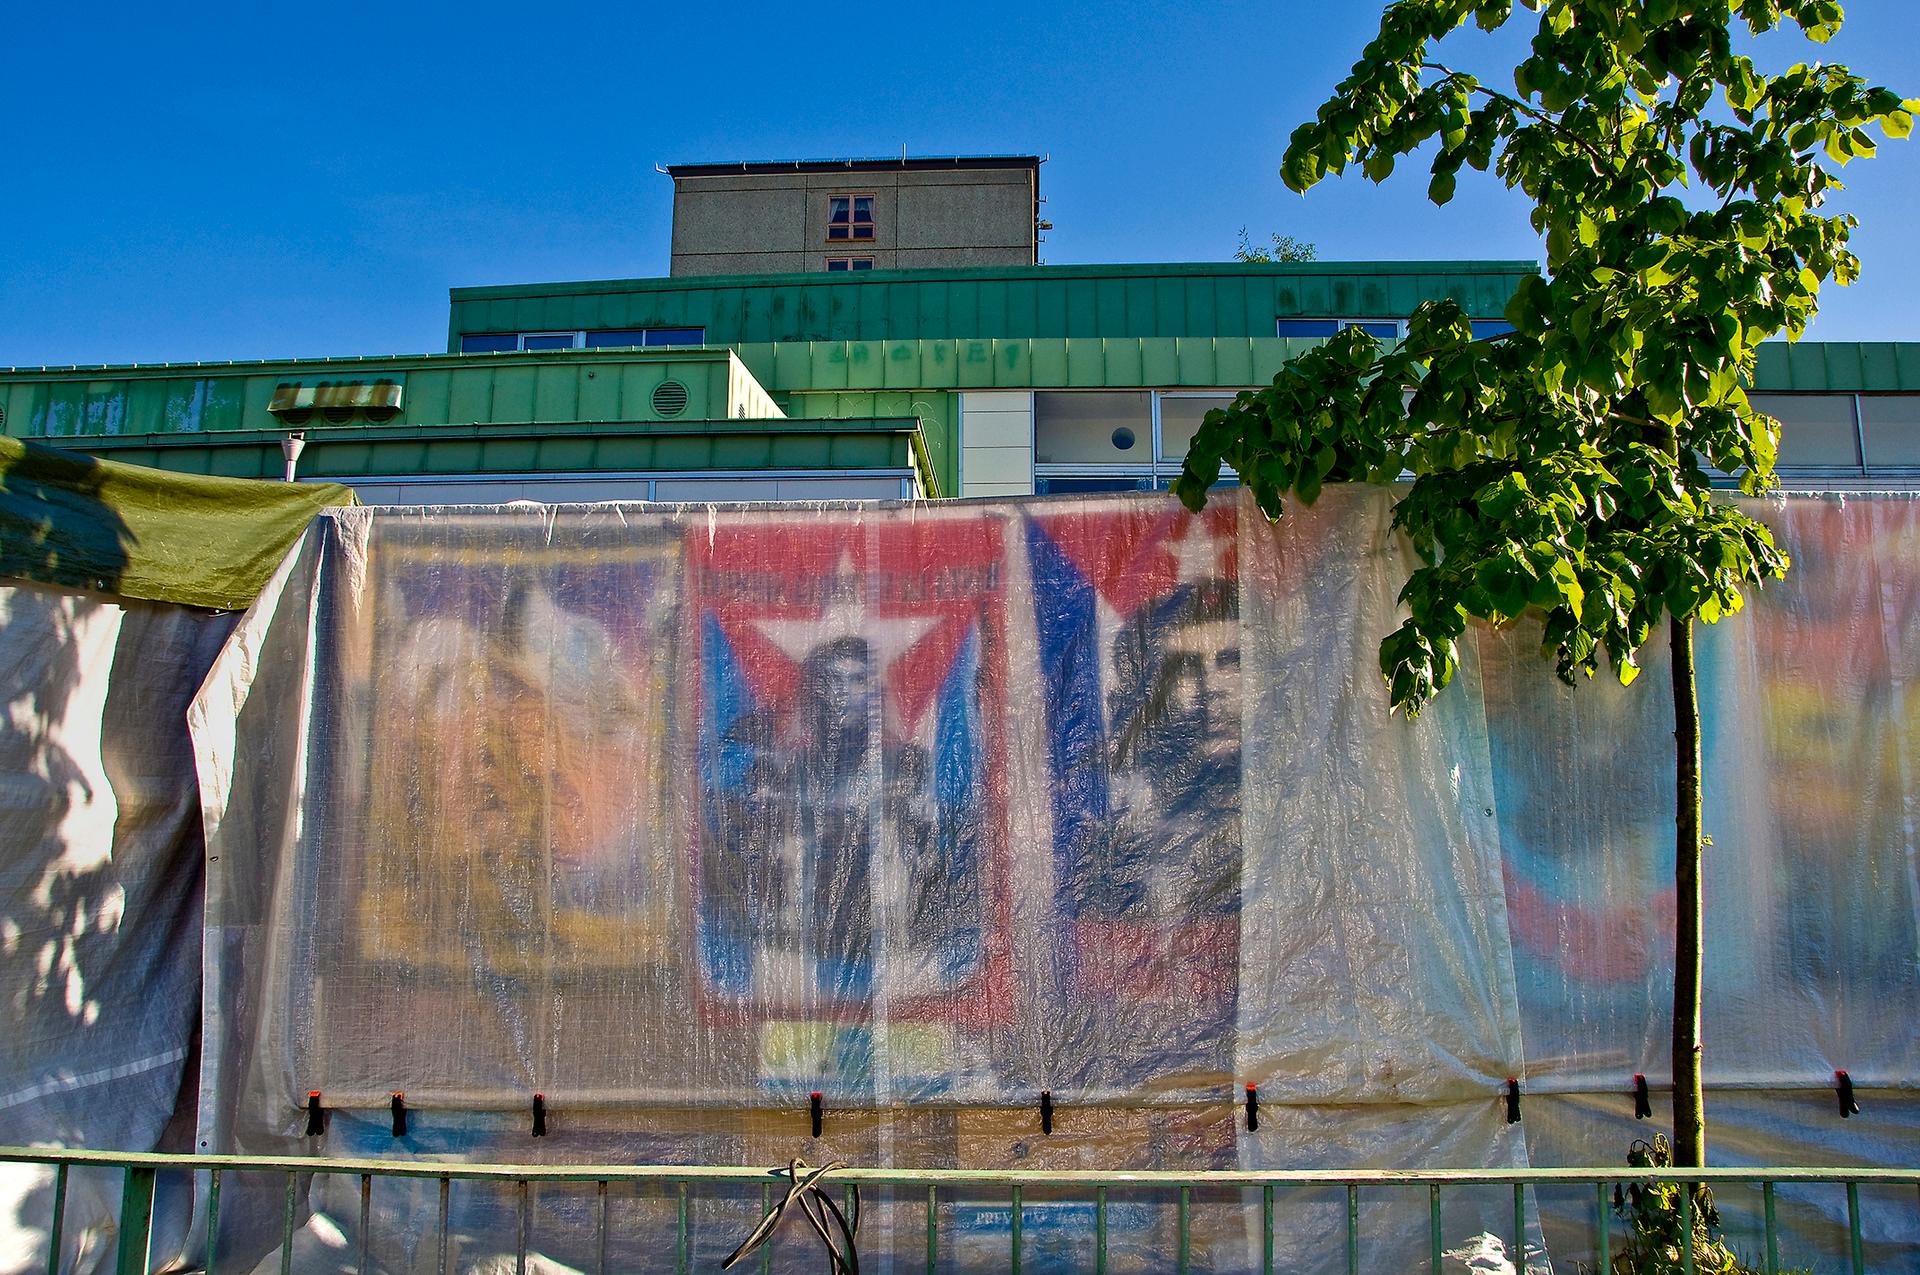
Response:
[1670,613,1706,1168]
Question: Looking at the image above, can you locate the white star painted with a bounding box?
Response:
[1167,517,1229,585]
[748,550,941,673]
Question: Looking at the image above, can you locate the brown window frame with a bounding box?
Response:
[825,256,875,272]
[827,193,876,242]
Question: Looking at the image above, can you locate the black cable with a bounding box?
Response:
[723,1158,860,1274]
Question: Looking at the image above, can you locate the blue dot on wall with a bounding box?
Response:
[1112,427,1136,451]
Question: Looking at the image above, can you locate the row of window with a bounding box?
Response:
[1752,393,1920,470]
[1022,389,1920,492]
[459,327,706,354]
[1276,318,1517,340]
[460,317,1513,351]
[1023,392,1242,492]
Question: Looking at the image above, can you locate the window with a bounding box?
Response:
[460,327,706,353]
[1157,395,1237,461]
[1276,318,1403,339]
[1860,395,1920,467]
[1275,317,1515,342]
[1750,393,1862,468]
[585,327,706,348]
[828,194,875,241]
[1035,392,1154,464]
[825,257,875,272]
[1035,476,1157,495]
[1029,391,1242,493]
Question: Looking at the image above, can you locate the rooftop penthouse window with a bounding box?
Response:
[460,327,705,353]
[827,194,875,241]
[1274,318,1516,340]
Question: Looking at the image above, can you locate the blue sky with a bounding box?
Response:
[3,1,1915,367]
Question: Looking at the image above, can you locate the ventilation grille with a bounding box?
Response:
[651,380,689,418]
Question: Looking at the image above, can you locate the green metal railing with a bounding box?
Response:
[3,1147,1914,1275]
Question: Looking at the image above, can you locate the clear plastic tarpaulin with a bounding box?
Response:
[0,584,234,1275]
[191,490,1920,1273]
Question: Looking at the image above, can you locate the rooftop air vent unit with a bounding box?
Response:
[651,380,689,418]
[269,380,403,425]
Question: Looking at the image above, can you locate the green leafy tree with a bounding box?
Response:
[1235,228,1321,262]
[1177,0,1913,1169]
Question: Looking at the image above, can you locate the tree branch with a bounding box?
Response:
[1423,60,1614,165]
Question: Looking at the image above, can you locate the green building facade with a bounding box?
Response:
[4,259,1917,502]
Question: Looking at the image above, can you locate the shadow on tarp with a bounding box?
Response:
[0,437,286,1270]
[0,433,356,612]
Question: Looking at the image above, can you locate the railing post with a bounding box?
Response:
[1596,1179,1609,1272]
[1010,1184,1022,1275]
[515,1179,529,1275]
[1763,1179,1779,1275]
[437,1176,451,1275]
[1177,1182,1191,1274]
[115,1165,156,1275]
[763,1182,774,1275]
[204,1168,220,1275]
[1347,1183,1359,1275]
[1680,1180,1696,1275]
[675,1180,689,1275]
[1262,1182,1274,1275]
[280,1172,296,1275]
[1513,1182,1526,1271]
[925,1183,937,1275]
[1847,1180,1865,1275]
[45,1162,67,1275]
[1095,1184,1108,1275]
[1429,1183,1442,1274]
[597,1180,609,1275]
[359,1173,372,1275]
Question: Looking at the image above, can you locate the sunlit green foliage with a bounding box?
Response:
[1178,0,1914,715]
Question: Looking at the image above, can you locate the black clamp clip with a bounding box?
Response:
[1244,1084,1259,1133]
[1836,1070,1861,1119]
[1505,1078,1522,1124]
[1039,1090,1054,1136]
[305,1091,325,1137]
[532,1093,548,1137]
[1633,1074,1652,1120]
[391,1092,408,1138]
[810,1091,824,1138]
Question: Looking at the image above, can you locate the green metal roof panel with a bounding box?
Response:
[778,391,958,496]
[447,261,1541,348]
[736,338,1360,394]
[1750,342,1920,392]
[0,348,758,440]
[59,418,920,483]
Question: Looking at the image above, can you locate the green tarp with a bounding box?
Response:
[0,435,357,610]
